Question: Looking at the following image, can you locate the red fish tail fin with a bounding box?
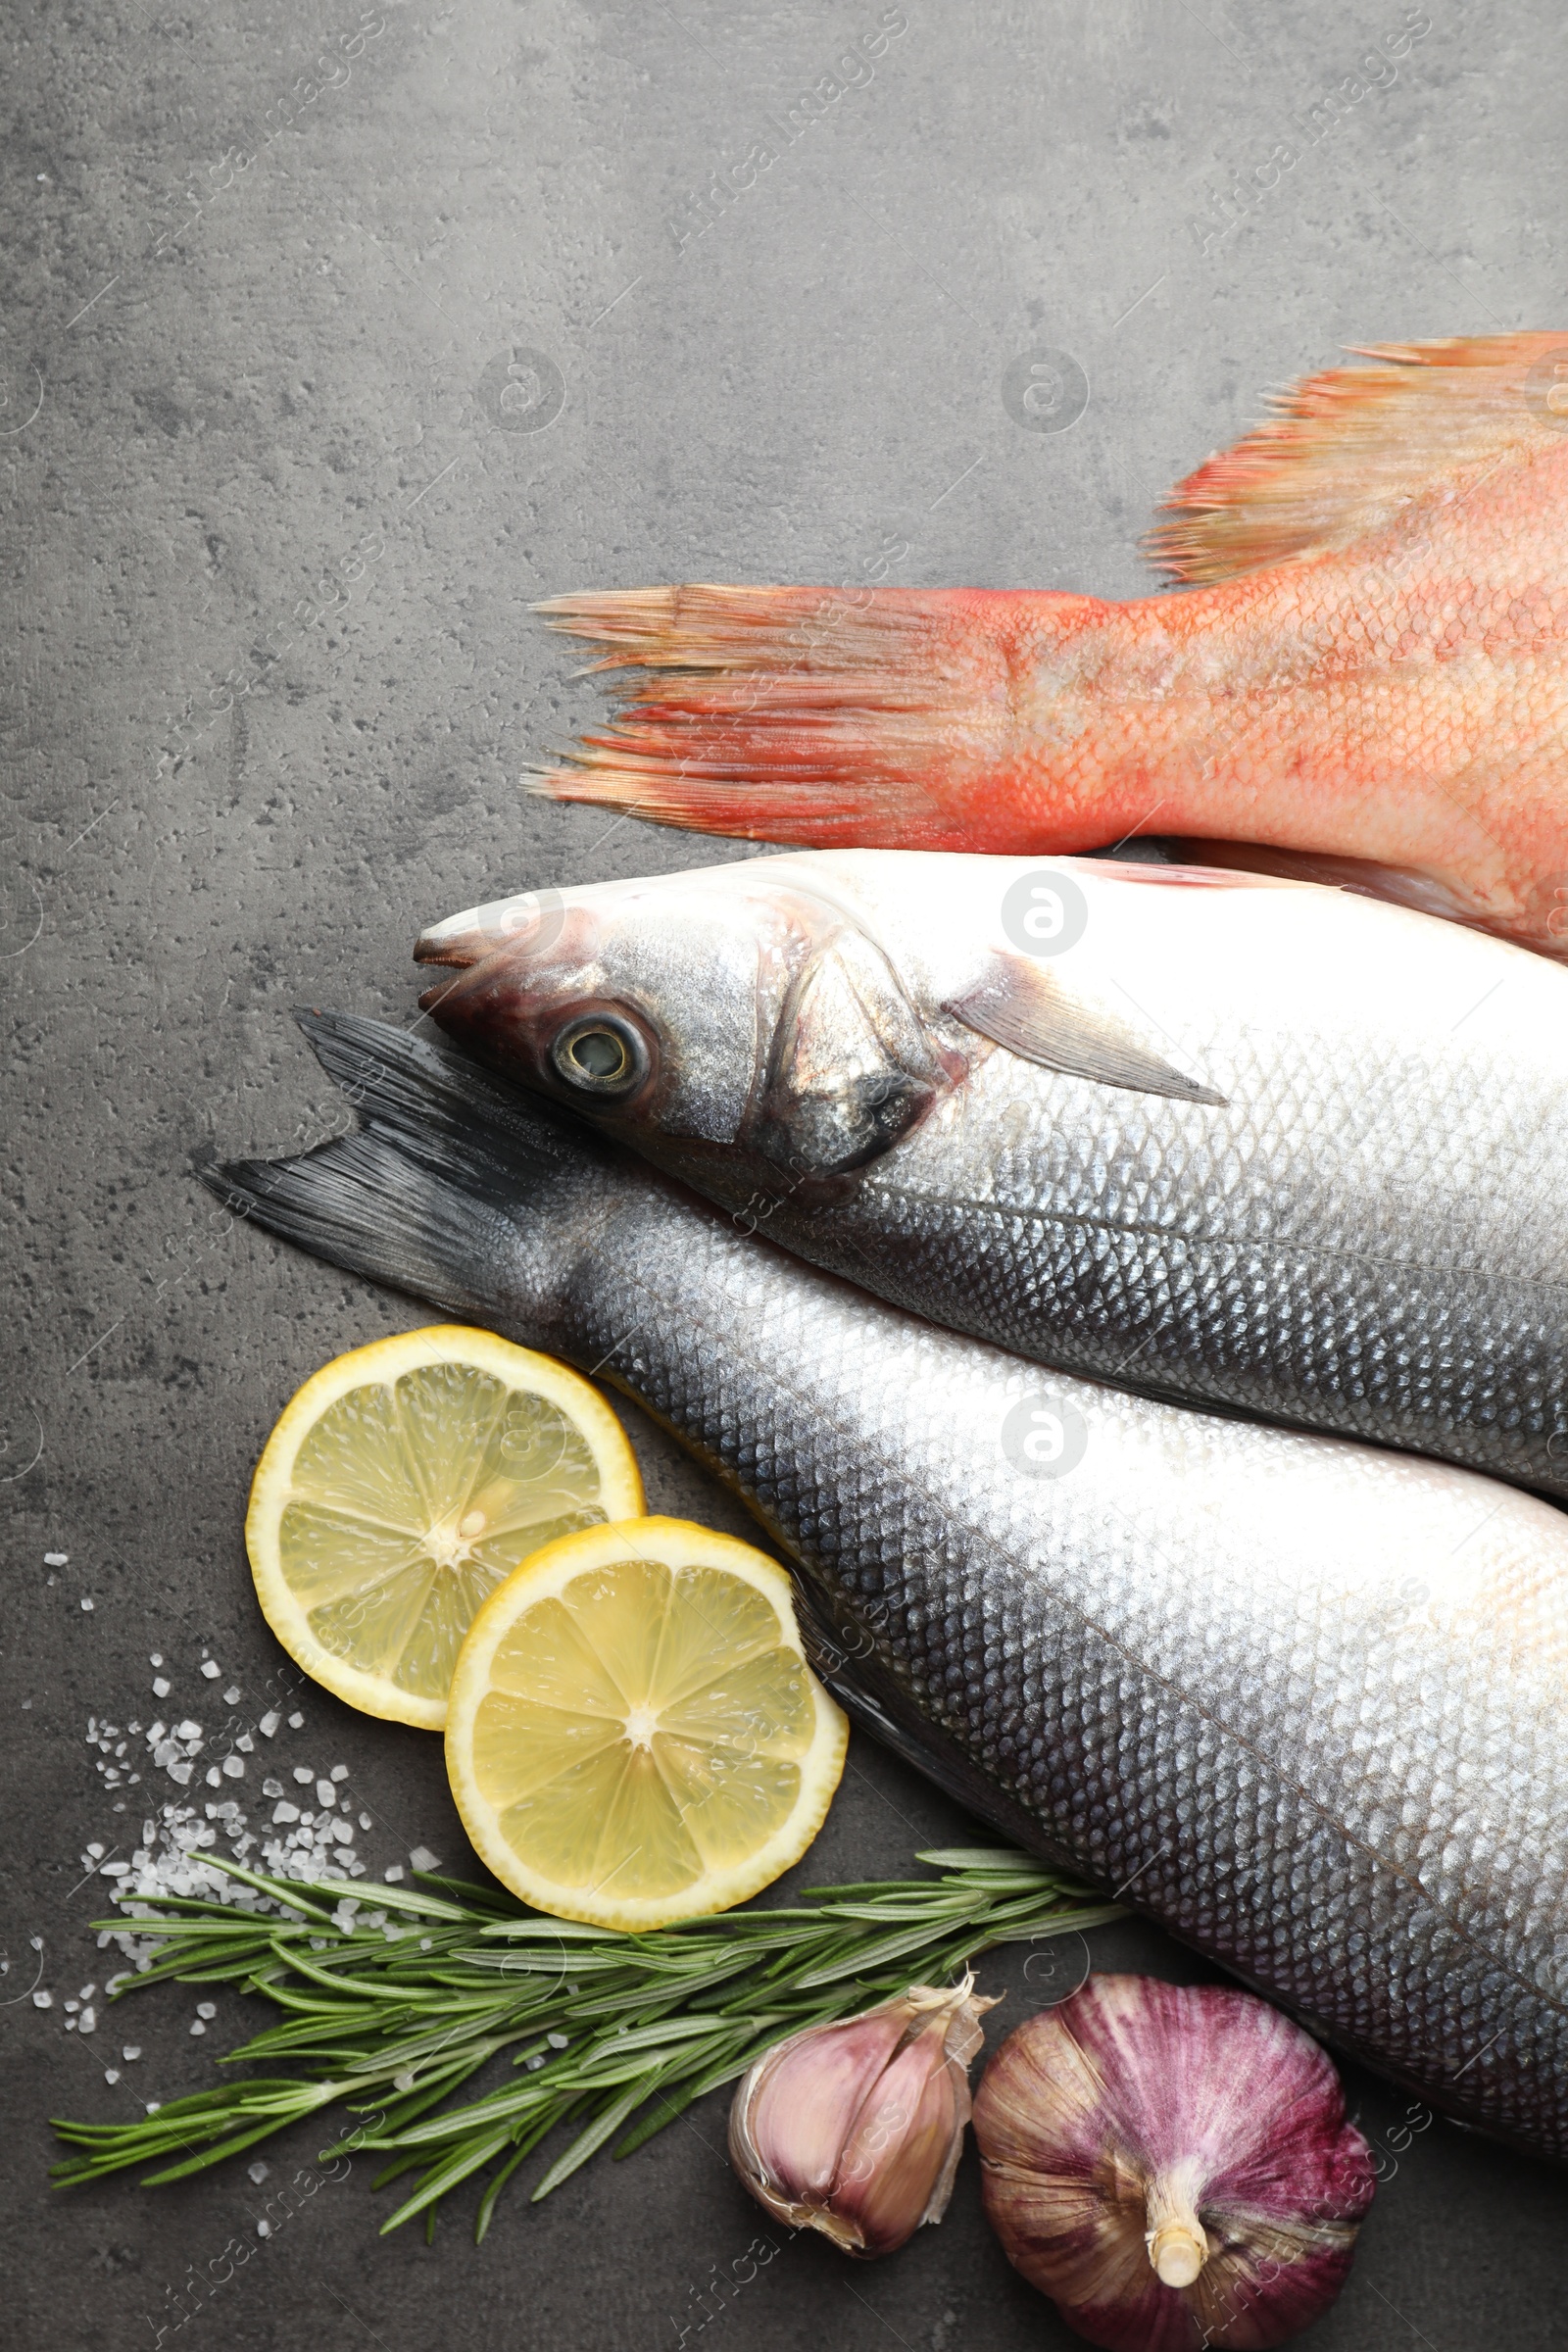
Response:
[528,583,1100,848]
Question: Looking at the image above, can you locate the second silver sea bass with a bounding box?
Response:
[416,851,1568,1495]
[209,1014,1568,2158]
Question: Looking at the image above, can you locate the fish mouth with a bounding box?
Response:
[411,898,612,1089]
[414,892,564,971]
[416,873,668,971]
[413,896,562,1031]
[413,942,545,1065]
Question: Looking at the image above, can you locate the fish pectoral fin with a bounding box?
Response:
[946,956,1226,1106]
[1147,333,1567,584]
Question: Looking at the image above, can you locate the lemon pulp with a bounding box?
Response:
[246,1327,645,1728]
[446,1518,848,1929]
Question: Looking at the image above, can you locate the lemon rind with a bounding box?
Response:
[445,1516,849,1929]
[245,1326,645,1730]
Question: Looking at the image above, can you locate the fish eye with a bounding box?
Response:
[549,1011,653,1101]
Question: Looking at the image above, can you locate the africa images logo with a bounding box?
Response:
[1002,348,1090,436]
[476,346,565,435]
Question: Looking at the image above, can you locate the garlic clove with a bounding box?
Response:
[832,2005,967,2256]
[974,1974,1376,2352]
[729,1975,999,2258]
[738,2004,912,2220]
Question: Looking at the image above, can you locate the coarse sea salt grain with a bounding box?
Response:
[45,1551,70,1565]
[69,1661,402,2048]
[200,1661,220,1680]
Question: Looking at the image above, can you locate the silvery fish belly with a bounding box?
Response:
[416,851,1568,1497]
[213,1015,1568,2158]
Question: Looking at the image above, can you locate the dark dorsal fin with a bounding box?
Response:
[946,955,1226,1106]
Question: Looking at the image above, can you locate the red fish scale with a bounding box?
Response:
[536,398,1568,946]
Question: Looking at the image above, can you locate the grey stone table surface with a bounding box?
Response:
[4,3,1564,2346]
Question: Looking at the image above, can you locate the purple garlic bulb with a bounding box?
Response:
[973,1974,1375,2350]
[727,1974,998,2258]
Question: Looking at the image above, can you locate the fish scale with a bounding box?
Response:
[773,1020,1562,1473]
[213,1014,1568,2156]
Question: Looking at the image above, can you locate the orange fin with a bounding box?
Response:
[947,954,1226,1105]
[1147,334,1568,585]
[527,585,1076,847]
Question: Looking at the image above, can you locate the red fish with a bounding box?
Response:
[533,336,1568,958]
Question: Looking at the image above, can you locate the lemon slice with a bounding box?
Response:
[445,1517,849,1929]
[246,1327,645,1729]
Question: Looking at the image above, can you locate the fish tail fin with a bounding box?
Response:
[528,583,1105,849]
[198,1009,609,1319]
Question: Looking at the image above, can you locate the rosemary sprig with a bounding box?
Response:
[51,1848,1120,2241]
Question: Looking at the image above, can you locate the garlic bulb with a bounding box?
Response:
[973,1975,1375,2350]
[727,1975,998,2258]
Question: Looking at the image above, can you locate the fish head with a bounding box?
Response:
[415,870,957,1196]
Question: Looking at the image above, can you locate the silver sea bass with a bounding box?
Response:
[416,850,1568,1496]
[210,1011,1568,2159]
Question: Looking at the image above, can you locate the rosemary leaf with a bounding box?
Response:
[50,1849,1117,2240]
